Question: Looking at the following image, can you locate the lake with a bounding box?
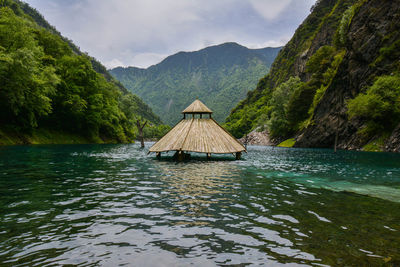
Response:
[0,144,399,266]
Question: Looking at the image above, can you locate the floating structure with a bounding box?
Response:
[149,99,246,160]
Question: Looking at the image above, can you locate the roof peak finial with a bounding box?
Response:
[182,99,212,114]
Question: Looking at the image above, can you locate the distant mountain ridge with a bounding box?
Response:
[110,43,281,125]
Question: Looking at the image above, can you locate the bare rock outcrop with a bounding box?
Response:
[386,124,400,152]
[239,129,274,146]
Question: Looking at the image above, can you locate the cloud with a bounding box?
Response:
[104,59,125,69]
[25,0,316,68]
[125,52,169,69]
[249,0,292,21]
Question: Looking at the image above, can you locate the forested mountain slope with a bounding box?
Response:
[110,43,281,125]
[0,0,162,144]
[225,0,400,152]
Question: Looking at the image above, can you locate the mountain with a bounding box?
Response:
[110,43,281,125]
[224,0,400,152]
[0,0,162,145]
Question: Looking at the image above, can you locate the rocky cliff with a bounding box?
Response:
[296,0,400,151]
[225,0,400,152]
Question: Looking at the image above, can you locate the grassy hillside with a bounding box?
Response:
[110,43,281,125]
[0,0,163,145]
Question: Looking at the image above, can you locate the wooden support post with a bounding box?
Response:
[156,152,161,159]
[334,130,338,153]
[235,152,241,160]
[177,151,184,162]
[334,114,340,153]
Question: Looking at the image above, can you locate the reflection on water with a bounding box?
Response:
[0,144,400,266]
[157,161,240,218]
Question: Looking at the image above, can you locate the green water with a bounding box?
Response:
[0,144,400,266]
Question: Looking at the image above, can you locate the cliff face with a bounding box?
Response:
[225,0,400,152]
[296,0,400,150]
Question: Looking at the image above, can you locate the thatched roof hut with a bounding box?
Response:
[149,99,246,160]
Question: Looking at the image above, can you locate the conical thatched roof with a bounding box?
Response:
[182,99,212,113]
[149,100,245,154]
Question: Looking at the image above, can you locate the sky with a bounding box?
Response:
[25,0,316,69]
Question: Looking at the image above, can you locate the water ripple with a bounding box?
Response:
[0,144,400,266]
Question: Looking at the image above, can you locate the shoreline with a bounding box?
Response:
[1,128,398,153]
[0,127,127,146]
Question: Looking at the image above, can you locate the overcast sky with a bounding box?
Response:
[25,0,316,69]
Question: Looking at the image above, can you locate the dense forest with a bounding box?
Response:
[0,0,167,144]
[110,43,281,125]
[224,0,400,152]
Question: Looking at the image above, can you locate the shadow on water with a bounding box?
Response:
[150,151,239,163]
[0,143,400,266]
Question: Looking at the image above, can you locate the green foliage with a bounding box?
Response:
[362,135,387,152]
[223,110,255,139]
[36,28,72,59]
[267,112,290,137]
[286,83,317,130]
[347,75,400,135]
[306,46,336,74]
[0,3,161,144]
[0,7,59,128]
[0,126,92,145]
[307,48,346,121]
[375,40,400,66]
[266,77,303,137]
[335,6,353,47]
[334,0,368,47]
[379,40,400,60]
[224,76,305,138]
[143,124,171,140]
[278,138,296,148]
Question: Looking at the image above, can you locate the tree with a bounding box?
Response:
[0,7,59,128]
[0,2,159,144]
[347,75,400,135]
[266,76,303,137]
[136,119,147,148]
